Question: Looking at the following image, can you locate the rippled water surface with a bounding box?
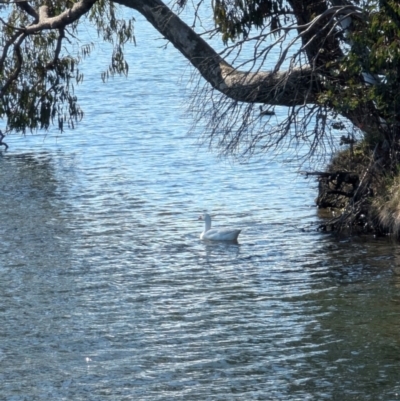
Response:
[1,12,400,401]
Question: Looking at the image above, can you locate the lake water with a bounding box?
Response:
[1,9,400,401]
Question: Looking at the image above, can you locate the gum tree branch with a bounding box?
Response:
[113,0,320,107]
[1,0,97,95]
[16,1,39,22]
[46,27,65,69]
[23,0,97,32]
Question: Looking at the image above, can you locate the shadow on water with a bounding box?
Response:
[0,151,87,398]
[0,152,72,270]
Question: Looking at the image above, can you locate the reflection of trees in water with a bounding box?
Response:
[309,235,396,284]
[0,152,72,269]
[288,236,400,400]
[0,153,78,399]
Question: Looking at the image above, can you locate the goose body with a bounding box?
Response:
[198,213,241,242]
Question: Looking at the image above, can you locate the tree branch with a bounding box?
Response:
[17,1,39,23]
[24,0,97,32]
[113,0,320,106]
[46,28,65,69]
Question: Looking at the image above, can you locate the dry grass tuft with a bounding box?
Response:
[373,173,400,236]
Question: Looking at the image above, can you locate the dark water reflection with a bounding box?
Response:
[0,153,72,268]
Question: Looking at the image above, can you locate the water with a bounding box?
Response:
[1,11,400,401]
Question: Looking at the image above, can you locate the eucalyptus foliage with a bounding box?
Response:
[212,0,290,43]
[336,0,400,130]
[0,0,399,161]
[0,0,134,134]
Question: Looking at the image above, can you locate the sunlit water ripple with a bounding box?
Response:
[1,12,400,401]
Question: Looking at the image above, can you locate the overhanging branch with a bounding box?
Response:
[24,0,97,32]
[113,0,320,106]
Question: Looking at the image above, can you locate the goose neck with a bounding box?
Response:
[204,214,212,231]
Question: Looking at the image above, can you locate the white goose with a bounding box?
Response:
[198,213,241,242]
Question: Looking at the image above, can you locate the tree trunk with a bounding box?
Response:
[288,0,384,141]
